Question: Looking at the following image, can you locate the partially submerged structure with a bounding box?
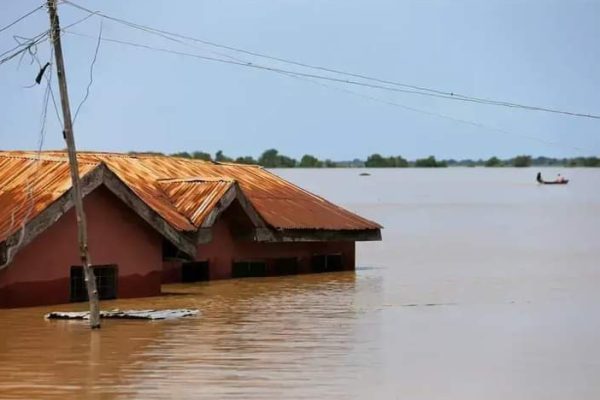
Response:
[0,151,381,308]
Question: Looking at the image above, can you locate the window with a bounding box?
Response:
[311,254,344,273]
[162,239,189,261]
[232,261,267,278]
[70,265,118,302]
[274,257,298,275]
[181,261,210,282]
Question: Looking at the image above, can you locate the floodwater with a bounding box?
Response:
[1,168,600,399]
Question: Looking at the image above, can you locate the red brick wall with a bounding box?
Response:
[0,186,163,308]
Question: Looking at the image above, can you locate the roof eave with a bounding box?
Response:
[195,182,272,243]
[255,227,382,242]
[0,163,197,271]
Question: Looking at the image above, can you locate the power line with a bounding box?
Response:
[0,45,54,270]
[280,69,584,153]
[63,30,586,153]
[69,28,600,129]
[31,49,63,126]
[61,0,600,120]
[73,21,102,125]
[0,13,96,69]
[0,32,48,67]
[0,4,44,34]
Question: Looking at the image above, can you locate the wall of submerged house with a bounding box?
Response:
[0,186,163,308]
[162,201,356,283]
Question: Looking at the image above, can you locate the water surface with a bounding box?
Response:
[1,168,599,399]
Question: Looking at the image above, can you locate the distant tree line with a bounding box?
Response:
[449,155,600,168]
[127,150,600,168]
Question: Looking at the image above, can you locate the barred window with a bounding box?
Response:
[70,265,117,302]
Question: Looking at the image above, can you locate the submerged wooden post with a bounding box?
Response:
[47,0,100,329]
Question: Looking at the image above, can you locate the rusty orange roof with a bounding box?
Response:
[158,179,234,227]
[0,151,381,242]
[0,154,98,242]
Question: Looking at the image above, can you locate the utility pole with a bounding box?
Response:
[47,0,100,329]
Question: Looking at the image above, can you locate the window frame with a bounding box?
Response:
[70,264,118,302]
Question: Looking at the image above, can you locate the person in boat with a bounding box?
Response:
[536,172,543,183]
[557,174,565,183]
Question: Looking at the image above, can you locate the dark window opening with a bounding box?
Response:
[274,257,299,275]
[181,261,210,282]
[232,261,267,278]
[224,200,255,240]
[0,242,6,265]
[311,254,344,273]
[70,265,117,302]
[162,239,190,261]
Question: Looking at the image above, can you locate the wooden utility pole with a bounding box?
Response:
[47,0,100,329]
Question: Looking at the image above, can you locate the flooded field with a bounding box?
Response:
[1,168,599,399]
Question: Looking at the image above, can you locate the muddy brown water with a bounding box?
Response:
[1,168,599,399]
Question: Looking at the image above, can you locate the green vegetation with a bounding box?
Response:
[485,156,503,167]
[414,156,447,168]
[567,157,600,167]
[134,149,600,168]
[365,154,409,168]
[215,150,232,163]
[258,149,297,168]
[512,155,532,168]
[234,156,258,165]
[299,154,323,168]
[192,151,212,161]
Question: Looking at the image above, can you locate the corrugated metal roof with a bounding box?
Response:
[0,151,381,241]
[0,155,98,242]
[158,179,234,227]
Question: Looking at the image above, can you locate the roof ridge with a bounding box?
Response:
[0,153,98,166]
[157,177,235,184]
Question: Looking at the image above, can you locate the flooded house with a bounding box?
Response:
[0,151,381,308]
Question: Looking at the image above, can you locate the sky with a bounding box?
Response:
[0,0,599,160]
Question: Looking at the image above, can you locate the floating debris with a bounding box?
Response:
[45,309,199,321]
[381,302,458,308]
[400,302,457,307]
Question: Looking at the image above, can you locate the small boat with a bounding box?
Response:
[536,172,569,185]
[359,172,371,176]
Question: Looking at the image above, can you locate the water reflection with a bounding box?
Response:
[0,272,384,399]
[2,169,600,399]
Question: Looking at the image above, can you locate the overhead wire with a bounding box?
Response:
[0,11,97,69]
[0,1,591,161]
[61,0,600,120]
[73,20,102,125]
[32,49,63,126]
[0,46,55,270]
[279,70,584,153]
[0,4,44,34]
[63,28,586,154]
[1,4,102,269]
[60,30,517,105]
[0,32,48,67]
